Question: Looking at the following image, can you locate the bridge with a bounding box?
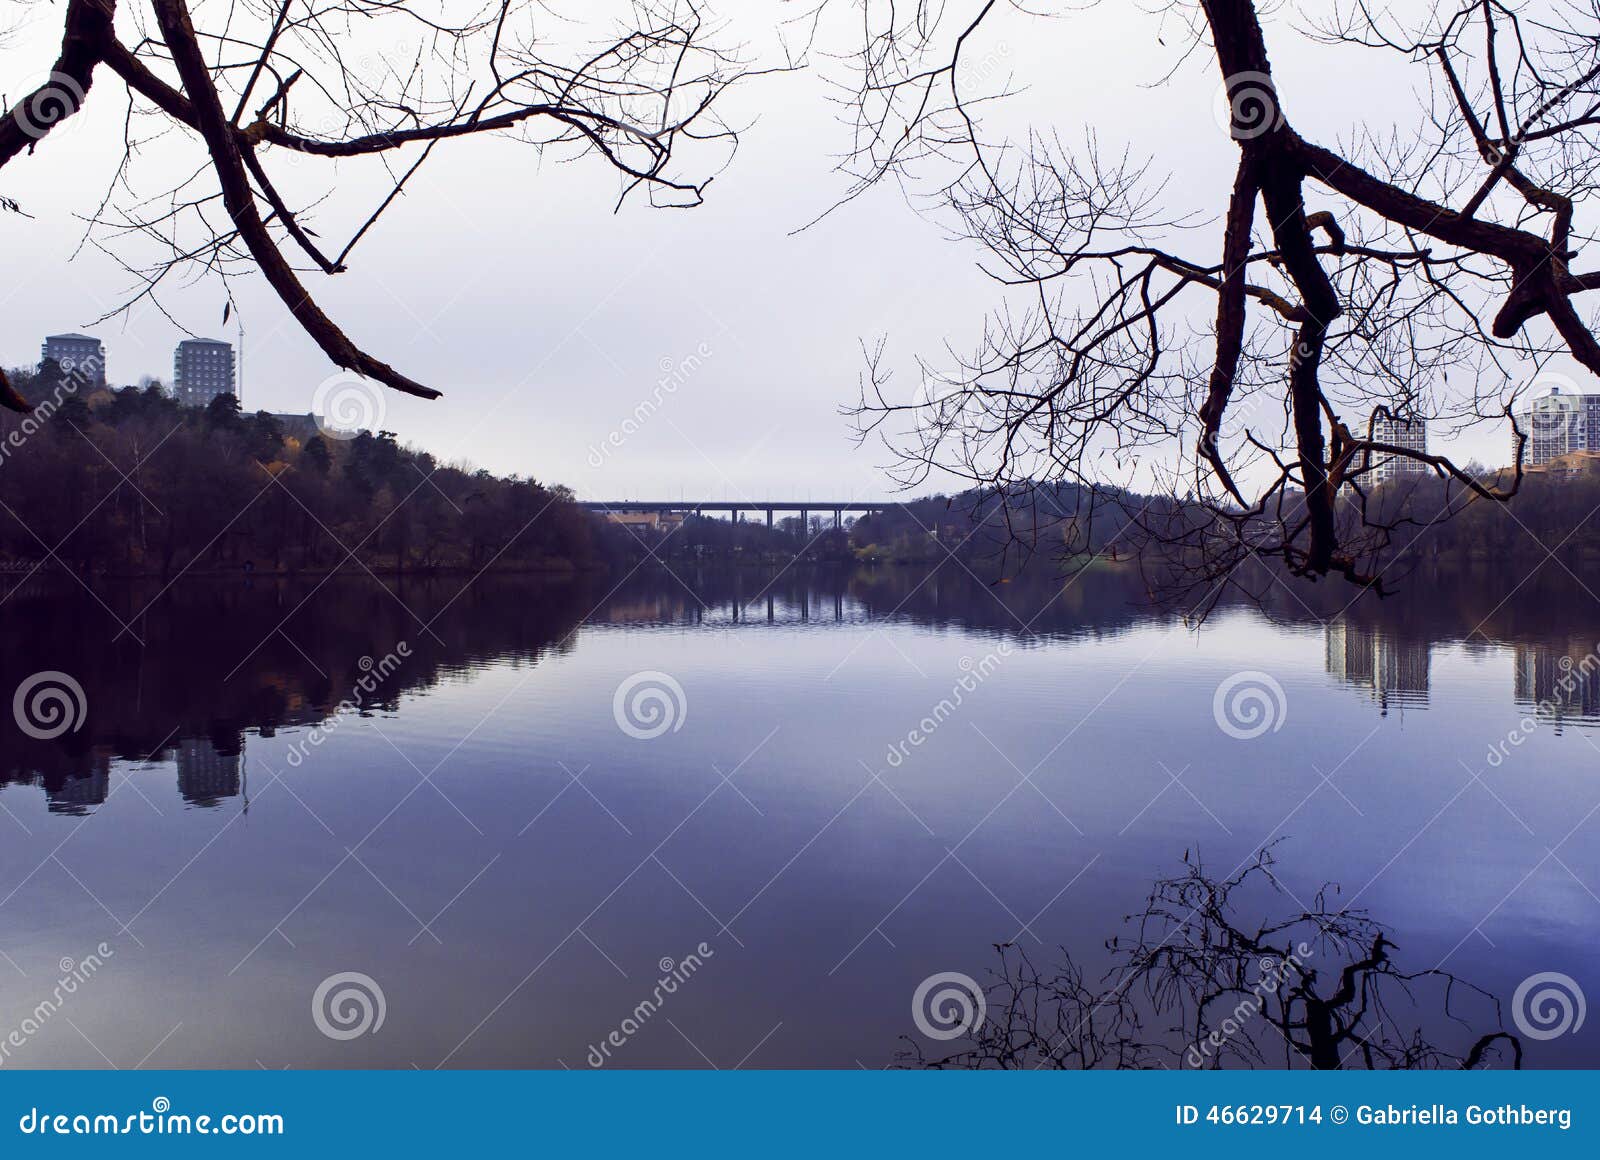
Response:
[577,500,906,528]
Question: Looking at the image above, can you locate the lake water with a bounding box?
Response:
[1,563,1597,1068]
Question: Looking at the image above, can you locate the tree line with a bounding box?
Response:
[0,374,596,578]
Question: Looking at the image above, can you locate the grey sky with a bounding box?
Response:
[0,2,1545,500]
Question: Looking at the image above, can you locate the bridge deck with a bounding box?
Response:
[577,500,899,512]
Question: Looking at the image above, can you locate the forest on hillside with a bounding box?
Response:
[7,367,1600,589]
[0,375,595,577]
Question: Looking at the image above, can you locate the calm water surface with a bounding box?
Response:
[1,565,1597,1067]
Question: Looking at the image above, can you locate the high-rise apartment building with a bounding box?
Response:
[40,333,107,390]
[1513,387,1598,466]
[173,338,236,407]
[1368,408,1428,482]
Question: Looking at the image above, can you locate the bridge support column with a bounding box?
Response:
[766,509,773,529]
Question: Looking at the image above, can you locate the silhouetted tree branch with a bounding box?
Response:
[1,0,756,410]
[835,1,1600,600]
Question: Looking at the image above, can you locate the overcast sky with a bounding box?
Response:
[0,2,1543,500]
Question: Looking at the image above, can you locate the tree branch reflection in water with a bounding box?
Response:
[906,845,1520,1070]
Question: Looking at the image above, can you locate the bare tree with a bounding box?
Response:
[0,0,757,411]
[906,847,1521,1070]
[836,1,1600,600]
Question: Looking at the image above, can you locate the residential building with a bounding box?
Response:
[40,333,107,390]
[1513,386,1599,466]
[173,338,236,407]
[1368,408,1428,482]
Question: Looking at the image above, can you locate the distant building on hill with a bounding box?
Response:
[1368,408,1428,482]
[173,338,236,407]
[602,511,685,533]
[41,333,107,390]
[268,414,327,442]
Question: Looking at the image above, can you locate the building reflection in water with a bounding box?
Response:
[42,754,110,817]
[176,736,243,808]
[36,735,247,815]
[1513,641,1600,732]
[1324,621,1431,714]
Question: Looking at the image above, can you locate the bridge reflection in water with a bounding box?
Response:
[10,567,1600,816]
[578,499,898,530]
